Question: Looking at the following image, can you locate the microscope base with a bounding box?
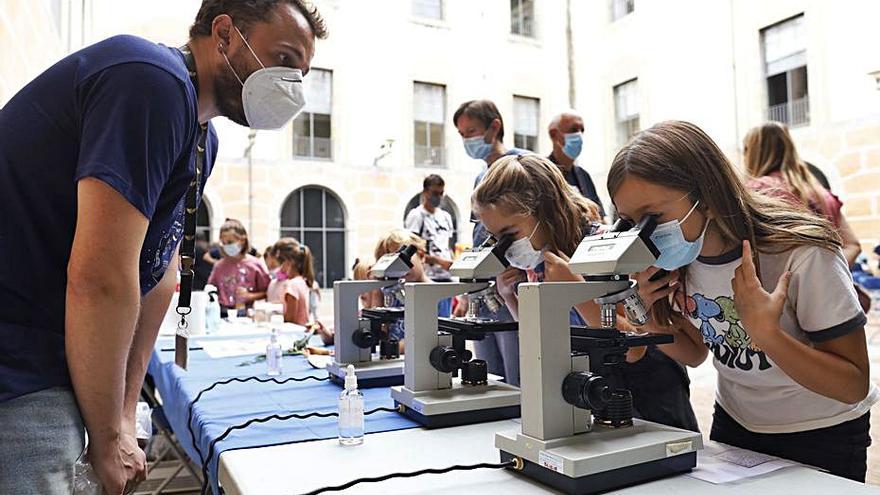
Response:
[391,380,521,428]
[495,419,702,494]
[327,359,404,388]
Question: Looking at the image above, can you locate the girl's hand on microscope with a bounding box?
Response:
[543,251,583,283]
[632,267,679,310]
[496,266,527,299]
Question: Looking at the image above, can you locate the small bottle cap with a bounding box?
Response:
[344,364,357,391]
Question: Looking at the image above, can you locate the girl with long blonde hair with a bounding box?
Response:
[614,120,874,481]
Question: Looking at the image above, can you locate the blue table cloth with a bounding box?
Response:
[148,339,419,493]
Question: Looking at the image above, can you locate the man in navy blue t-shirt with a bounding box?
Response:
[0,1,326,493]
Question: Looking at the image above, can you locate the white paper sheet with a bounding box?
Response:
[686,441,802,484]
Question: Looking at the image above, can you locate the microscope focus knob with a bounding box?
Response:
[429,346,460,373]
[462,359,488,386]
[352,328,379,349]
[380,338,400,360]
[562,372,611,411]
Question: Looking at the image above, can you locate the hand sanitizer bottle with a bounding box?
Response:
[338,365,364,446]
[266,328,283,376]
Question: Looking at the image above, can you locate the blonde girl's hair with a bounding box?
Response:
[607,120,840,327]
[272,237,317,289]
[374,229,426,260]
[472,154,602,256]
[743,121,831,217]
[352,259,374,281]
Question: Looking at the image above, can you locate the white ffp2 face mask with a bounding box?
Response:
[222,242,242,257]
[223,26,306,130]
[505,223,544,270]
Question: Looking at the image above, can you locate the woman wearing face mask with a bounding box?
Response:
[473,154,699,432]
[207,218,270,316]
[618,121,875,482]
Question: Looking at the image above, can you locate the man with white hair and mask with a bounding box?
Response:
[547,110,605,217]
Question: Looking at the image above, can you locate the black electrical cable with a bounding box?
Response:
[299,460,518,495]
[198,405,402,495]
[187,374,329,470]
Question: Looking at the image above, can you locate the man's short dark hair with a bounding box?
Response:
[190,0,328,40]
[423,174,445,190]
[453,100,505,141]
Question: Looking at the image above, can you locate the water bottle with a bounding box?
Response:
[204,285,221,334]
[73,455,102,495]
[266,328,283,376]
[338,365,364,446]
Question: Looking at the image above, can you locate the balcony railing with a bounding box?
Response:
[415,145,445,167]
[768,97,810,128]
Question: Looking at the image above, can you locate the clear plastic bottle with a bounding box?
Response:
[73,456,101,495]
[204,285,221,334]
[338,365,364,446]
[266,328,283,376]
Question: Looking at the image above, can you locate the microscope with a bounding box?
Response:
[391,236,521,428]
[326,245,417,388]
[495,217,703,494]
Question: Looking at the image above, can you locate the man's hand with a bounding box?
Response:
[90,434,146,495]
[495,266,527,299]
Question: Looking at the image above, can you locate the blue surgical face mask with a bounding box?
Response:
[463,129,493,160]
[649,201,710,270]
[562,132,583,160]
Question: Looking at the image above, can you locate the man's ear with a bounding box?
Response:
[490,119,502,138]
[212,14,235,53]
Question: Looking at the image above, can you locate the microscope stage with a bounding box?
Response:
[391,379,521,428]
[495,419,702,494]
[327,358,404,388]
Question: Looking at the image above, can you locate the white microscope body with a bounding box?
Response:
[327,245,416,388]
[391,237,521,428]
[495,218,703,494]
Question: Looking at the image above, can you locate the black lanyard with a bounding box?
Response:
[175,45,207,369]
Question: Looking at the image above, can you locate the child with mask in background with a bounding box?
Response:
[207,219,270,316]
[264,244,281,276]
[473,154,699,431]
[267,237,320,326]
[616,121,875,481]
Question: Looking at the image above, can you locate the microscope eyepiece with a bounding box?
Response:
[398,244,418,261]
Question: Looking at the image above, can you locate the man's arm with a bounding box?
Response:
[121,245,178,436]
[66,178,148,493]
